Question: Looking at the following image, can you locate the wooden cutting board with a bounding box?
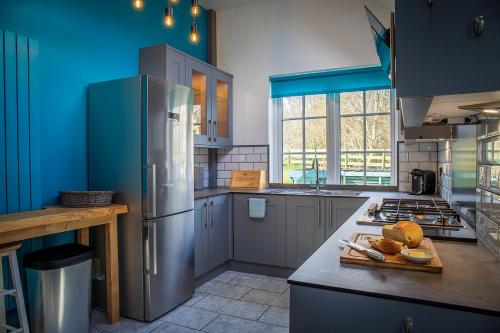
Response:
[340,233,443,273]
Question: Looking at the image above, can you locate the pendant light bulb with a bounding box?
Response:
[170,0,179,4]
[190,22,200,43]
[191,0,200,16]
[164,5,174,28]
[132,0,144,10]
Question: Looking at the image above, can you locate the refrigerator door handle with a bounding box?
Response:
[145,164,157,218]
[208,120,212,141]
[152,222,158,275]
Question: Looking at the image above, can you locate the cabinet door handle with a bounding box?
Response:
[203,202,208,228]
[208,120,212,141]
[329,201,333,228]
[317,201,321,227]
[213,121,217,142]
[403,317,413,333]
[210,201,214,227]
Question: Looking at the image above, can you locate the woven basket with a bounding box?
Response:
[59,191,114,208]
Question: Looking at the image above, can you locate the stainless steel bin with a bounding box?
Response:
[23,243,93,333]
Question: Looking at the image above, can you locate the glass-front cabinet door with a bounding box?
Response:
[186,58,212,146]
[211,70,233,147]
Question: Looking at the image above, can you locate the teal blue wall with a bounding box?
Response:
[0,0,207,211]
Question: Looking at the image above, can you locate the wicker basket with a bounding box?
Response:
[59,191,114,208]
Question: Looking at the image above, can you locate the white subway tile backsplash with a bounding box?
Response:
[231,155,246,163]
[238,147,254,154]
[217,170,232,179]
[429,152,438,161]
[218,154,232,163]
[254,146,268,154]
[399,162,420,172]
[217,179,225,187]
[398,152,408,162]
[399,143,419,152]
[254,163,267,170]
[246,154,261,162]
[239,163,254,170]
[399,172,409,183]
[224,163,239,171]
[419,142,437,151]
[399,182,412,192]
[419,162,437,172]
[408,152,430,162]
[260,154,268,162]
[217,163,224,170]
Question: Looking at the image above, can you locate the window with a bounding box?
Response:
[273,89,394,185]
[282,95,327,184]
[340,90,392,185]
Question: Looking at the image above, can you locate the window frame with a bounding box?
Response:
[271,89,397,186]
[280,95,328,185]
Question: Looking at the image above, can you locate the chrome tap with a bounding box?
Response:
[311,156,322,192]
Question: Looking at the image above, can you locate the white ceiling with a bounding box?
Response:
[200,0,262,10]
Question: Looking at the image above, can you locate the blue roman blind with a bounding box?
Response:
[270,65,390,98]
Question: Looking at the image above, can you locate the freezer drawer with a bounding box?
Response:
[143,210,195,321]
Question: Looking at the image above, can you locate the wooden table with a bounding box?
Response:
[0,204,128,325]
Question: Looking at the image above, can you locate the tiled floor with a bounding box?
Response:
[92,271,290,333]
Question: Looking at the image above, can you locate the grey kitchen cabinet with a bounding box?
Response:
[325,197,366,239]
[208,194,230,269]
[194,198,209,277]
[139,44,186,85]
[233,194,286,266]
[186,58,213,147]
[194,195,230,278]
[139,44,233,148]
[395,0,500,98]
[286,196,325,268]
[291,284,500,333]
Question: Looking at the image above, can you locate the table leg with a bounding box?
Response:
[0,259,5,333]
[105,217,120,324]
[76,228,90,246]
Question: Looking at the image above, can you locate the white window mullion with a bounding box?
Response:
[271,98,283,183]
[330,93,341,184]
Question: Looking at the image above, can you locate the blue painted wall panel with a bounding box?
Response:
[0,32,5,215]
[4,31,19,213]
[28,39,41,211]
[17,35,31,212]
[0,0,208,206]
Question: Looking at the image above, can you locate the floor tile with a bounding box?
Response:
[184,292,208,306]
[193,295,269,320]
[152,322,201,333]
[211,270,240,283]
[202,314,289,333]
[160,306,218,330]
[196,280,251,299]
[229,275,288,293]
[258,307,290,328]
[92,309,163,333]
[241,289,290,309]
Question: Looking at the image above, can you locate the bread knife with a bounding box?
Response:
[339,239,386,262]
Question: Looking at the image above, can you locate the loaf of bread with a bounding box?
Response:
[382,221,423,248]
[368,238,404,254]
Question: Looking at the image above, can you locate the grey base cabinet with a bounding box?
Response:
[194,195,230,278]
[286,197,325,268]
[290,284,500,333]
[325,197,366,238]
[233,194,286,267]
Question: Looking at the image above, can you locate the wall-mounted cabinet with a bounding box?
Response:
[395,0,500,98]
[140,44,233,148]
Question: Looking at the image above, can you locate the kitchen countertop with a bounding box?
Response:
[194,187,363,200]
[287,192,500,316]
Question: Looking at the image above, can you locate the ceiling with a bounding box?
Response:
[200,0,262,10]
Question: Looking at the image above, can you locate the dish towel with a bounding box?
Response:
[248,198,267,219]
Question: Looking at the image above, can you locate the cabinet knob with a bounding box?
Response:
[403,317,413,333]
[474,16,485,37]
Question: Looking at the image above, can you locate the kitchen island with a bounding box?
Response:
[288,193,500,332]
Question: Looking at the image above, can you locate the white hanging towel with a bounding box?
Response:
[248,198,267,218]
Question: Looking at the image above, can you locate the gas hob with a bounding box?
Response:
[357,198,477,242]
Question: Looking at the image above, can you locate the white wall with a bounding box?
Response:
[216,0,392,145]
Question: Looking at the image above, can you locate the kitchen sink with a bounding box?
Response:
[268,189,361,196]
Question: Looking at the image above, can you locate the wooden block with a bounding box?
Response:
[230,170,267,189]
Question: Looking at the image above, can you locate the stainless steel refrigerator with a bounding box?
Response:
[88,75,194,321]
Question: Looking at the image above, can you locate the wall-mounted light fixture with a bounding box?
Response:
[164,4,174,28]
[191,0,200,17]
[132,0,144,10]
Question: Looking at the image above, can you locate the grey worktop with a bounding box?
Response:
[288,192,500,316]
[194,187,364,200]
